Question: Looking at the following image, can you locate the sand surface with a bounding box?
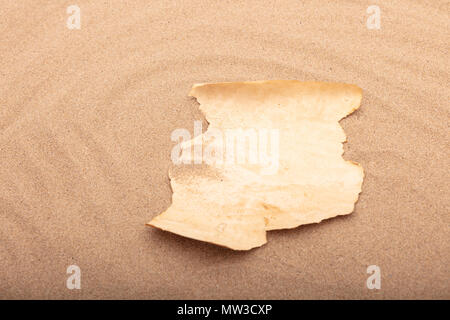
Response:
[0,1,449,299]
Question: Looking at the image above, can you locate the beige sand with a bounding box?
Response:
[0,1,449,299]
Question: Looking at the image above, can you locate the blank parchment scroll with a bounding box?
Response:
[148,80,364,250]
